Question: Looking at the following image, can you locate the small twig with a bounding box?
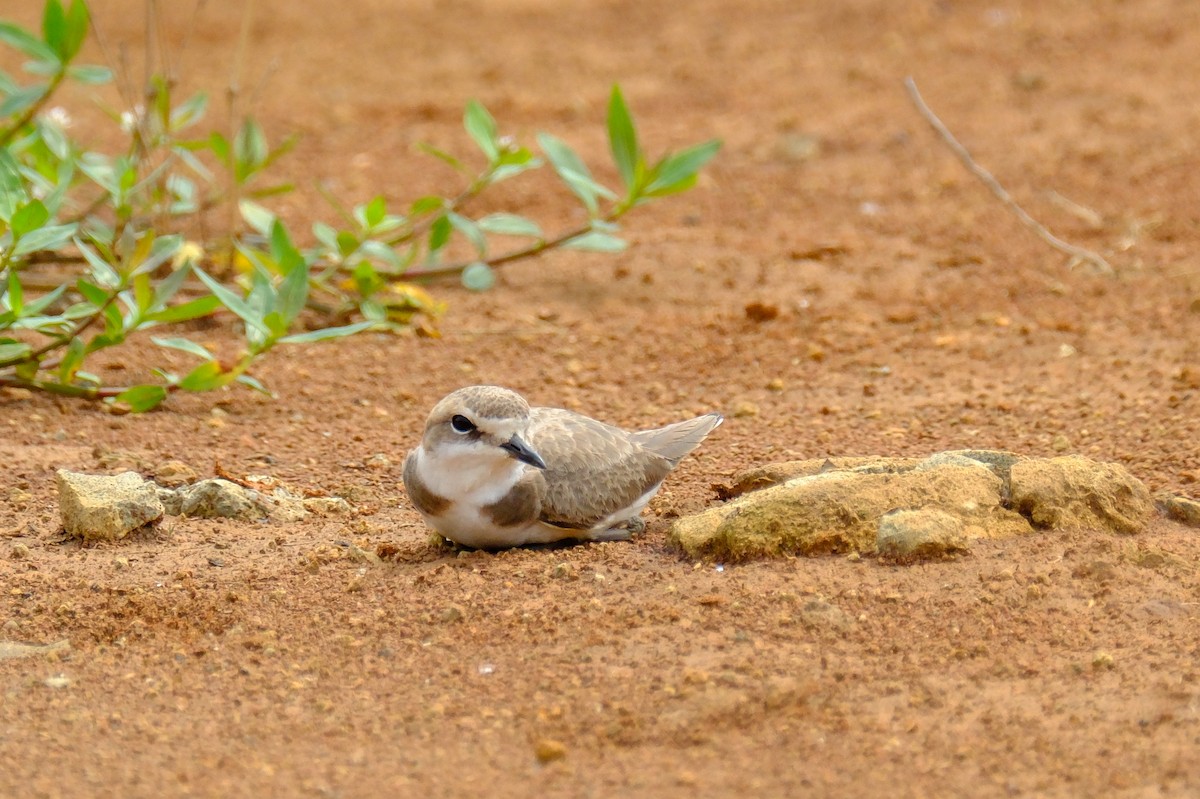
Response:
[904,77,1113,274]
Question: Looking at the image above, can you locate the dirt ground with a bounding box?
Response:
[3,0,1200,796]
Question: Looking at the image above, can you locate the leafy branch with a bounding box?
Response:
[0,1,721,411]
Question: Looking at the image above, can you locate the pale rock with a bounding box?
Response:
[57,470,164,541]
[877,508,969,558]
[1010,455,1152,534]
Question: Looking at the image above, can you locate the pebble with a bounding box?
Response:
[732,401,760,418]
[534,739,567,764]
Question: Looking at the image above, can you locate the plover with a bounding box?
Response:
[403,385,723,549]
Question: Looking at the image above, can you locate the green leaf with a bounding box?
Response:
[0,86,46,119]
[277,321,374,345]
[233,118,268,182]
[235,374,272,396]
[151,336,213,361]
[132,272,152,313]
[10,200,49,236]
[75,278,110,307]
[409,195,446,216]
[476,213,543,238]
[0,22,58,62]
[644,140,721,196]
[428,215,452,252]
[170,91,208,131]
[416,142,466,173]
[537,133,616,217]
[0,338,32,365]
[66,64,112,84]
[364,195,386,228]
[461,262,495,292]
[563,231,628,252]
[4,271,22,315]
[464,100,499,162]
[607,85,640,192]
[207,131,230,166]
[57,336,84,382]
[358,239,402,269]
[273,257,309,327]
[13,222,75,256]
[112,384,168,413]
[42,0,68,61]
[23,283,66,315]
[76,240,121,288]
[269,219,304,274]
[238,199,275,235]
[0,149,25,220]
[178,360,228,392]
[193,266,271,339]
[447,212,487,255]
[144,295,221,324]
[335,230,359,257]
[62,0,89,62]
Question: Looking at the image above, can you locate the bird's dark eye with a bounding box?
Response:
[450,414,476,434]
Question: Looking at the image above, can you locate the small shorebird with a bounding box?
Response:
[403,386,722,549]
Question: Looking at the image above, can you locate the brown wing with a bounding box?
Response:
[528,408,672,529]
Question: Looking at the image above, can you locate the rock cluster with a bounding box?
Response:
[671,451,1157,562]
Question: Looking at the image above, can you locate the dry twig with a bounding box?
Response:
[904,77,1113,274]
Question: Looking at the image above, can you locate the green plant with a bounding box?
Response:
[0,1,720,411]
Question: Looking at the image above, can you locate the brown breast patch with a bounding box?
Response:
[402,451,450,516]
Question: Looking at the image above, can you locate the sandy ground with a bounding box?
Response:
[2,0,1199,796]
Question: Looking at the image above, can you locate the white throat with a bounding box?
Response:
[415,442,525,506]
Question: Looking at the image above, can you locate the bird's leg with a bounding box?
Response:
[589,516,645,543]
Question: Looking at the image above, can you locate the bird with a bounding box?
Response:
[402,385,723,549]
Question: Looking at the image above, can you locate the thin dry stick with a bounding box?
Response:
[904,77,1113,274]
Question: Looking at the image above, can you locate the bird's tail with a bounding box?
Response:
[631,413,724,466]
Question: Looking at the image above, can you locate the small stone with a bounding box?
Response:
[57,470,164,541]
[153,460,198,488]
[156,486,183,516]
[1092,651,1115,671]
[0,639,70,660]
[766,378,785,392]
[266,489,308,523]
[303,496,353,516]
[732,401,760,419]
[745,302,780,323]
[534,739,567,764]
[178,479,263,521]
[551,562,576,580]
[1051,434,1071,453]
[876,509,969,559]
[10,543,30,560]
[42,675,71,689]
[7,488,32,510]
[439,605,464,623]
[798,598,852,631]
[364,453,392,471]
[1157,494,1200,528]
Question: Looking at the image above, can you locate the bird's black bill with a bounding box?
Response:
[500,435,546,470]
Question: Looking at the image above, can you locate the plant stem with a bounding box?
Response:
[24,285,121,361]
[403,212,619,280]
[0,71,67,147]
[0,373,178,400]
